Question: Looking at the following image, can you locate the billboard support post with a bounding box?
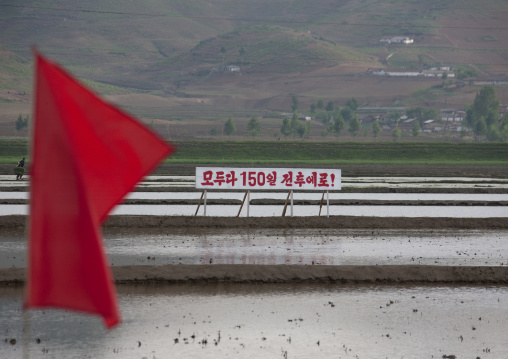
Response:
[290,190,294,217]
[195,190,205,216]
[327,190,330,218]
[195,167,341,217]
[204,190,207,216]
[319,190,325,216]
[237,190,249,217]
[282,190,291,217]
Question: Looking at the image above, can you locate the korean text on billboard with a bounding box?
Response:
[196,167,341,190]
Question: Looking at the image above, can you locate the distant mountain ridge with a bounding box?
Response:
[1,0,508,115]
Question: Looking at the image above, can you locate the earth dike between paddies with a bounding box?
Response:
[1,215,508,286]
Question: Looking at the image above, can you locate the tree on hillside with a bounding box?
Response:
[423,108,438,122]
[314,110,329,124]
[412,122,421,137]
[220,46,227,65]
[406,107,438,127]
[346,97,358,111]
[392,125,401,141]
[486,124,501,142]
[473,117,488,138]
[295,122,306,140]
[316,99,324,109]
[280,116,291,140]
[224,116,236,137]
[239,46,246,67]
[326,100,335,112]
[455,68,478,80]
[305,121,312,138]
[15,114,30,131]
[499,112,508,142]
[310,102,317,113]
[328,110,345,139]
[405,107,422,121]
[290,112,299,138]
[291,95,299,112]
[372,120,381,138]
[465,85,500,140]
[291,120,311,140]
[341,106,354,123]
[348,116,361,137]
[387,110,403,125]
[247,116,260,137]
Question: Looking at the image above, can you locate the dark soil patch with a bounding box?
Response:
[2,265,508,286]
[2,215,508,230]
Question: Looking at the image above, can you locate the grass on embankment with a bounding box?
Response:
[0,138,29,164]
[167,141,508,166]
[1,138,507,166]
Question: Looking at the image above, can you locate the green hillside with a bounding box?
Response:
[157,25,368,77]
[1,0,508,121]
[1,1,507,87]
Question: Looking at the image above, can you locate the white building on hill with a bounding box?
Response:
[380,36,414,44]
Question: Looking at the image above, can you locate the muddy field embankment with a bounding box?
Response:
[2,265,508,286]
[2,198,507,206]
[2,215,508,285]
[2,214,508,230]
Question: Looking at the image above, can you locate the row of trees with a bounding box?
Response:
[221,113,312,140]
[290,94,359,114]
[222,116,261,138]
[280,113,312,139]
[311,97,358,113]
[219,86,508,142]
[219,46,246,67]
[321,97,370,139]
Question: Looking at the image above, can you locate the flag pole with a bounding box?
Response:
[26,50,173,328]
[23,48,37,359]
[22,310,31,359]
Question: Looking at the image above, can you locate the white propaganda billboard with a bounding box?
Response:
[196,167,341,190]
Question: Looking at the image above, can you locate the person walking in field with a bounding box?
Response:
[15,157,25,180]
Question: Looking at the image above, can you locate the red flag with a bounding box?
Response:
[25,51,174,328]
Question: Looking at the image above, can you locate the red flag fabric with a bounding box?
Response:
[25,51,174,328]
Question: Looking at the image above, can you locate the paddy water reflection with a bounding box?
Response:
[1,284,507,358]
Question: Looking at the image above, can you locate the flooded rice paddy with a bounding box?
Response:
[1,203,507,217]
[2,228,508,269]
[1,175,508,190]
[1,175,507,358]
[1,175,507,217]
[1,191,508,201]
[1,284,508,358]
